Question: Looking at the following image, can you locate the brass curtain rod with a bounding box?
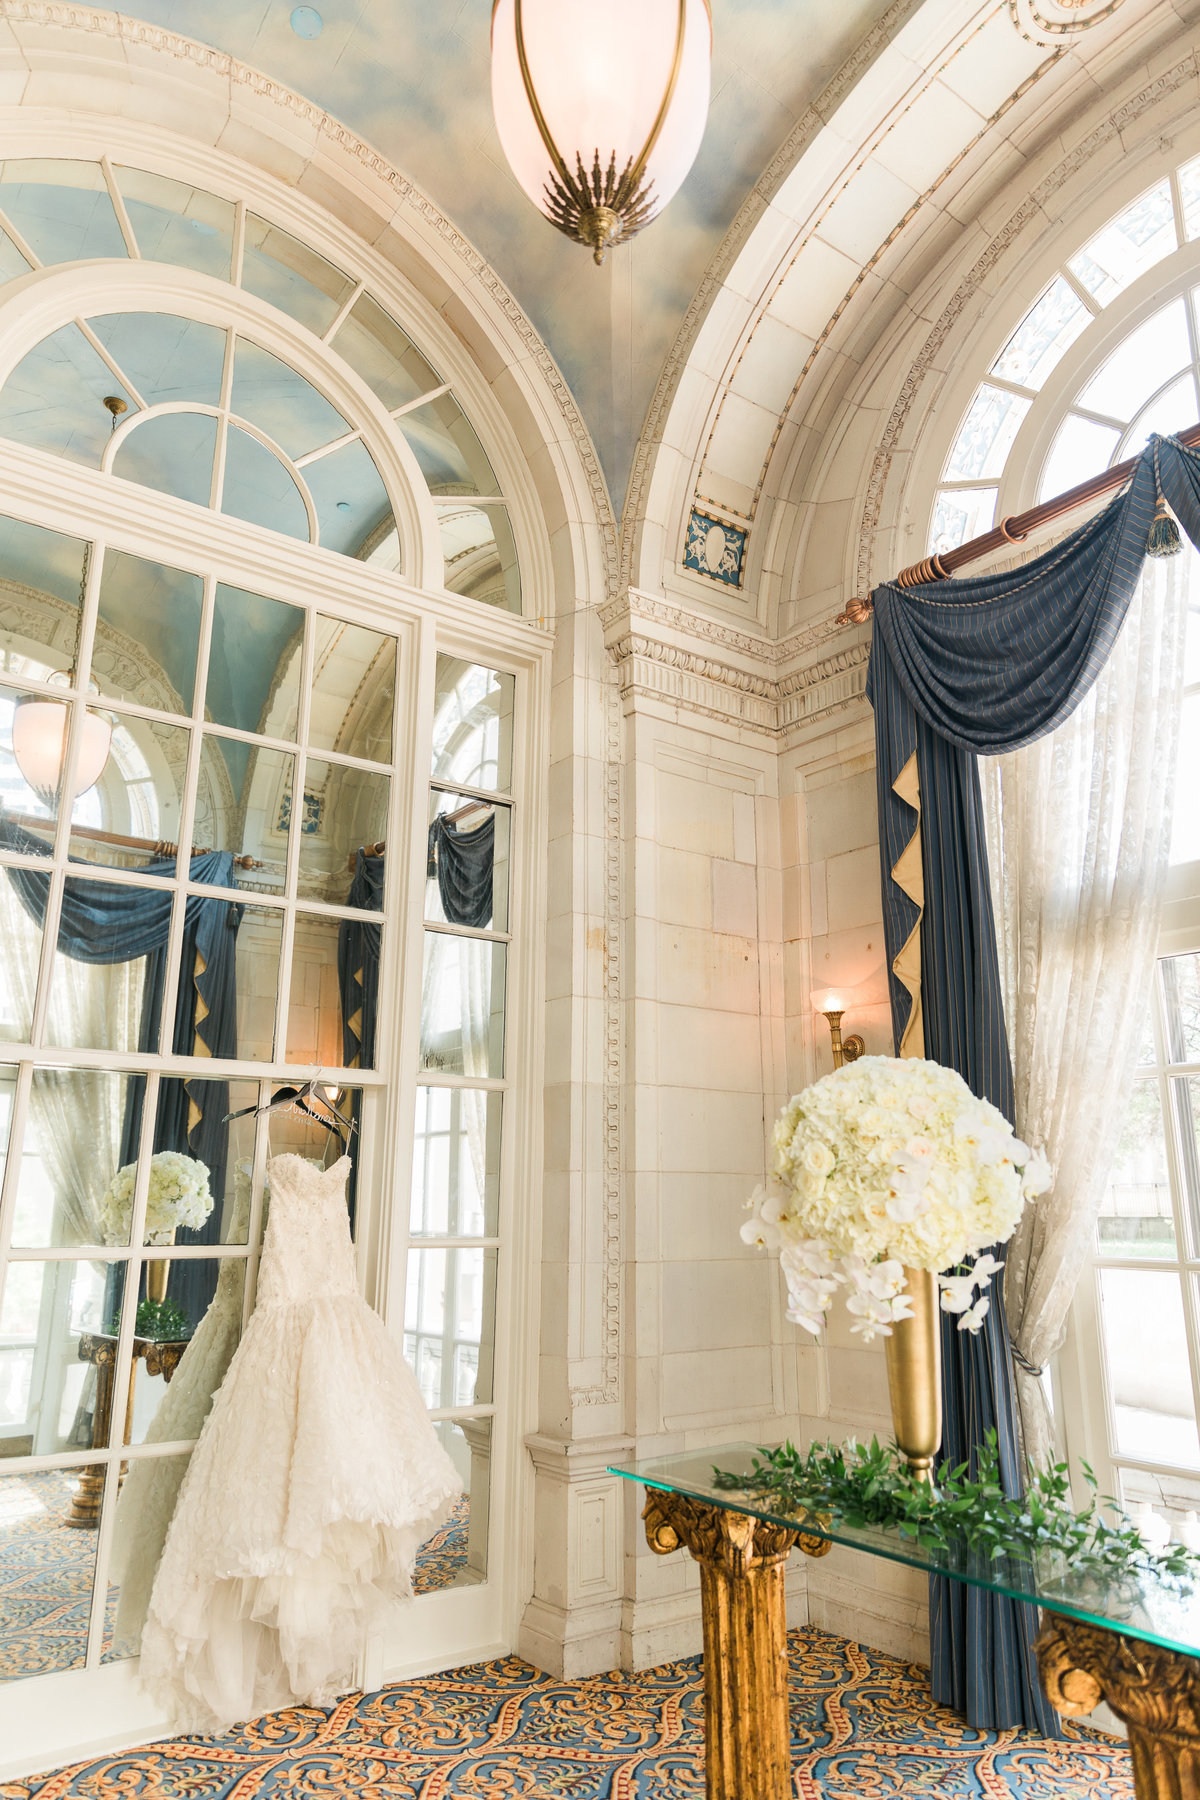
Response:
[2,810,261,868]
[836,420,1200,626]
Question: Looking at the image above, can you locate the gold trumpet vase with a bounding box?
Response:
[884,1267,942,1482]
[145,1231,173,1304]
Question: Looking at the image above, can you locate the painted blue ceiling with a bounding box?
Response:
[109,0,898,507]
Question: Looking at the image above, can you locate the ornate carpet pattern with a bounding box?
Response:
[1,1477,470,1680]
[412,1493,470,1595]
[1,1626,1132,1797]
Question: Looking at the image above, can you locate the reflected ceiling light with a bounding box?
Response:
[12,674,113,812]
[491,0,712,265]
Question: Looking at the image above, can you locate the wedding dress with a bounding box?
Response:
[139,1153,460,1732]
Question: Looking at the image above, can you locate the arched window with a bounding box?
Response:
[927,162,1200,1535]
[0,151,546,1706]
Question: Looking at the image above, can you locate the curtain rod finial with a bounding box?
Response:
[836,595,873,626]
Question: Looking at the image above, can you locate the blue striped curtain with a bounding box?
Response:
[866,437,1200,1732]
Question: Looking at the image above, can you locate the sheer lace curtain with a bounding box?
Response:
[981,552,1188,1468]
[0,875,143,1245]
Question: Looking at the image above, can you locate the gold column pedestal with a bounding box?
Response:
[1038,1616,1200,1800]
[643,1491,830,1800]
[884,1266,943,1481]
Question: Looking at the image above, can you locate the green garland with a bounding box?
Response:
[712,1431,1199,1584]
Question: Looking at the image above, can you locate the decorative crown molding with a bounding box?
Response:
[602,588,871,737]
[0,0,619,599]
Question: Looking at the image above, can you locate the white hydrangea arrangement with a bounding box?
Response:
[742,1056,1050,1343]
[99,1151,214,1245]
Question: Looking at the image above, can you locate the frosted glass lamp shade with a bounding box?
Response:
[12,696,112,811]
[491,0,712,263]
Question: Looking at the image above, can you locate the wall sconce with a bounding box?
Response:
[811,989,864,1070]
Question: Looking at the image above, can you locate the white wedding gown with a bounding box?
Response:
[139,1153,460,1732]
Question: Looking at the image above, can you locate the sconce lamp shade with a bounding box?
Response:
[12,695,112,812]
[491,0,712,263]
[811,988,848,1015]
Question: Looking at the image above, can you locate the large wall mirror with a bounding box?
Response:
[0,162,528,1693]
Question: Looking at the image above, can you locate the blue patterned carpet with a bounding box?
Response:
[0,1477,470,1682]
[0,1627,1131,1798]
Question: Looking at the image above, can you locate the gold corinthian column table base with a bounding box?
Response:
[643,1490,831,1800]
[617,1445,1200,1800]
[1038,1616,1200,1800]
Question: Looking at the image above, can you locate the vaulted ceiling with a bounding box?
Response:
[111,0,903,507]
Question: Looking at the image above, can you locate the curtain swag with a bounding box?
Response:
[866,433,1200,1735]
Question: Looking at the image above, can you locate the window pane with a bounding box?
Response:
[0,515,87,677]
[1078,299,1190,422]
[1162,953,1200,1061]
[0,1258,127,1455]
[11,1067,142,1249]
[331,294,441,411]
[142,1077,259,1249]
[114,167,235,282]
[205,584,304,742]
[241,216,355,334]
[88,314,226,410]
[436,502,521,611]
[426,793,509,931]
[1068,181,1177,304]
[128,1256,245,1441]
[420,933,506,1078]
[1171,696,1200,865]
[944,385,1032,481]
[398,393,498,496]
[113,413,218,511]
[929,487,996,557]
[0,159,127,264]
[419,1418,490,1590]
[94,550,203,719]
[0,1465,107,1677]
[1096,1078,1175,1257]
[1038,415,1120,503]
[44,880,171,1055]
[308,617,395,763]
[404,1248,497,1413]
[0,858,43,1040]
[286,912,359,1068]
[1098,1268,1199,1466]
[0,323,135,466]
[989,277,1091,390]
[1171,1076,1200,1259]
[230,339,348,462]
[221,425,311,542]
[296,760,390,905]
[232,905,284,1062]
[306,437,394,560]
[107,1449,191,1659]
[68,714,190,866]
[1123,371,1199,452]
[432,658,514,792]
[0,228,31,286]
[411,1086,501,1238]
[197,737,293,890]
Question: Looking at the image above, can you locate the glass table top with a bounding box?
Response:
[610,1443,1200,1661]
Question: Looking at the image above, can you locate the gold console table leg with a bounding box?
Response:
[1038,1616,1200,1799]
[643,1491,830,1800]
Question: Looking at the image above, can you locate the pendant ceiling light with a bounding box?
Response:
[491,0,712,265]
[12,680,113,812]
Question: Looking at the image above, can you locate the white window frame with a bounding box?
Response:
[0,251,550,1769]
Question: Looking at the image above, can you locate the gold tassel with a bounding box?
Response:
[1148,493,1182,557]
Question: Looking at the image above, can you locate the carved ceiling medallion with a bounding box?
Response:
[1008,0,1127,44]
